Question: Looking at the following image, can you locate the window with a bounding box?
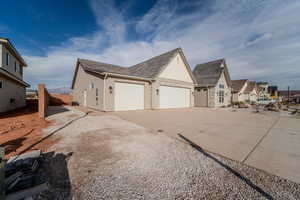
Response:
[96,88,99,106]
[14,62,17,72]
[20,65,23,75]
[0,80,3,89]
[6,53,10,66]
[89,82,94,90]
[219,90,224,103]
[219,84,224,89]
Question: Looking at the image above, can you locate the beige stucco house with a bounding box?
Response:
[231,80,258,103]
[193,59,232,108]
[71,48,197,111]
[0,38,30,113]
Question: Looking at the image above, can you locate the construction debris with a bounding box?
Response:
[5,183,48,200]
[7,150,41,164]
[264,103,280,112]
[4,150,48,199]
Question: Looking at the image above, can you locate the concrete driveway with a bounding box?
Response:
[112,108,300,183]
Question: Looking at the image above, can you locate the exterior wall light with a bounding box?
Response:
[109,86,113,94]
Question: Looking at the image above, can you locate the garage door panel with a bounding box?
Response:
[115,82,144,111]
[159,86,190,109]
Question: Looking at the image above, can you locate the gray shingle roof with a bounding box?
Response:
[231,79,248,93]
[78,48,180,79]
[193,59,231,87]
[244,81,257,94]
[79,59,131,76]
[129,48,180,78]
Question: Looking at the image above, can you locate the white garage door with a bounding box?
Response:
[159,86,190,109]
[114,82,144,111]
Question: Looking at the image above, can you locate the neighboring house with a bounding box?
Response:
[71,48,196,111]
[268,85,278,99]
[193,59,232,108]
[231,79,248,102]
[257,82,270,99]
[243,81,259,103]
[0,38,30,113]
[232,80,258,103]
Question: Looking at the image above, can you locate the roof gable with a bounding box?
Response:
[129,48,180,78]
[231,79,248,93]
[193,59,231,87]
[244,81,258,94]
[158,52,194,83]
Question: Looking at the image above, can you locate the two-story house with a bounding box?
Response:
[0,38,30,113]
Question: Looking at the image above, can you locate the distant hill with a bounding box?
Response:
[278,90,300,97]
[48,87,72,94]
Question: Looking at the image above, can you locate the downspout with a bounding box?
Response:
[150,80,153,110]
[207,86,209,107]
[103,73,108,111]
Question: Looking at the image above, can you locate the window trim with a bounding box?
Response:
[6,52,10,66]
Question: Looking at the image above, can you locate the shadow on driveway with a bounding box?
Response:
[178,134,274,200]
[41,151,73,199]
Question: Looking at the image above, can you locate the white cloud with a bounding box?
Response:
[24,0,300,89]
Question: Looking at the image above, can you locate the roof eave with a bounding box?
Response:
[84,68,152,82]
[0,38,28,67]
[0,68,30,87]
[195,83,215,88]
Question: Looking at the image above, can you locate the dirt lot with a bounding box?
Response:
[0,103,52,158]
[41,110,300,199]
[0,99,80,159]
[49,94,72,106]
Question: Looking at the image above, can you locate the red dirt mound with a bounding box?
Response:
[0,102,52,159]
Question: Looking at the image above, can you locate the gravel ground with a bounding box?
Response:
[46,114,300,200]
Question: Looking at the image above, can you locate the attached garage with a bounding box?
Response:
[71,48,196,111]
[114,82,144,111]
[159,86,190,109]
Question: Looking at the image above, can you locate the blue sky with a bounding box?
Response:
[1,0,300,89]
